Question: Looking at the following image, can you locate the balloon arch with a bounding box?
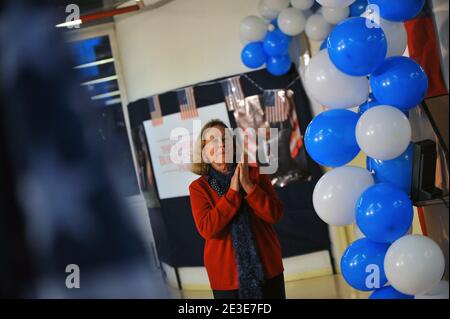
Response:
[239,0,447,299]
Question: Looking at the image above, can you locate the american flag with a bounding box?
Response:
[264,90,289,123]
[287,91,304,159]
[221,76,245,111]
[177,87,198,120]
[148,95,163,126]
[264,90,304,159]
[240,126,259,166]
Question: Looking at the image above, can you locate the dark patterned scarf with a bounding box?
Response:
[207,164,265,299]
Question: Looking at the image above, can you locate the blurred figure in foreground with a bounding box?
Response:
[0,0,168,298]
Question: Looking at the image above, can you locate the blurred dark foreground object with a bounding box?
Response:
[0,1,168,298]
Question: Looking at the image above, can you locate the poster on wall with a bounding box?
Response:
[143,102,231,200]
[131,124,160,207]
[222,76,311,188]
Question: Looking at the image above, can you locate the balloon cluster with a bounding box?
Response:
[303,1,447,299]
[240,0,371,76]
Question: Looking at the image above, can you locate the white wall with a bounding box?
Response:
[114,0,261,102]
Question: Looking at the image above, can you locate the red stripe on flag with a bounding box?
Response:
[405,17,448,98]
[151,96,163,127]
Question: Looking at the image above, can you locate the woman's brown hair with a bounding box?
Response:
[191,119,230,176]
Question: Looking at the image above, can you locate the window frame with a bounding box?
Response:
[66,23,141,194]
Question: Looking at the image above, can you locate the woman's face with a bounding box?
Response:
[203,125,233,171]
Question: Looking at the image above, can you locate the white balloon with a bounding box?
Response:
[381,19,407,57]
[291,0,314,10]
[317,0,356,8]
[361,12,407,57]
[304,50,370,108]
[353,223,365,239]
[263,0,290,12]
[356,105,411,160]
[240,16,268,42]
[302,9,313,21]
[322,6,350,25]
[385,235,445,295]
[278,8,306,36]
[313,166,374,226]
[240,34,249,45]
[415,280,449,299]
[258,0,280,21]
[305,14,332,41]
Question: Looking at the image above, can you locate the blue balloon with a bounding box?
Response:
[358,93,380,115]
[270,19,279,29]
[368,0,426,22]
[305,109,360,167]
[264,29,290,57]
[266,55,292,76]
[320,38,328,51]
[370,56,429,111]
[367,144,414,194]
[241,42,267,69]
[370,286,414,299]
[350,0,368,17]
[356,183,413,243]
[328,17,387,76]
[341,238,390,291]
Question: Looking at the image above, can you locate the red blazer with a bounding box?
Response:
[189,166,284,291]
